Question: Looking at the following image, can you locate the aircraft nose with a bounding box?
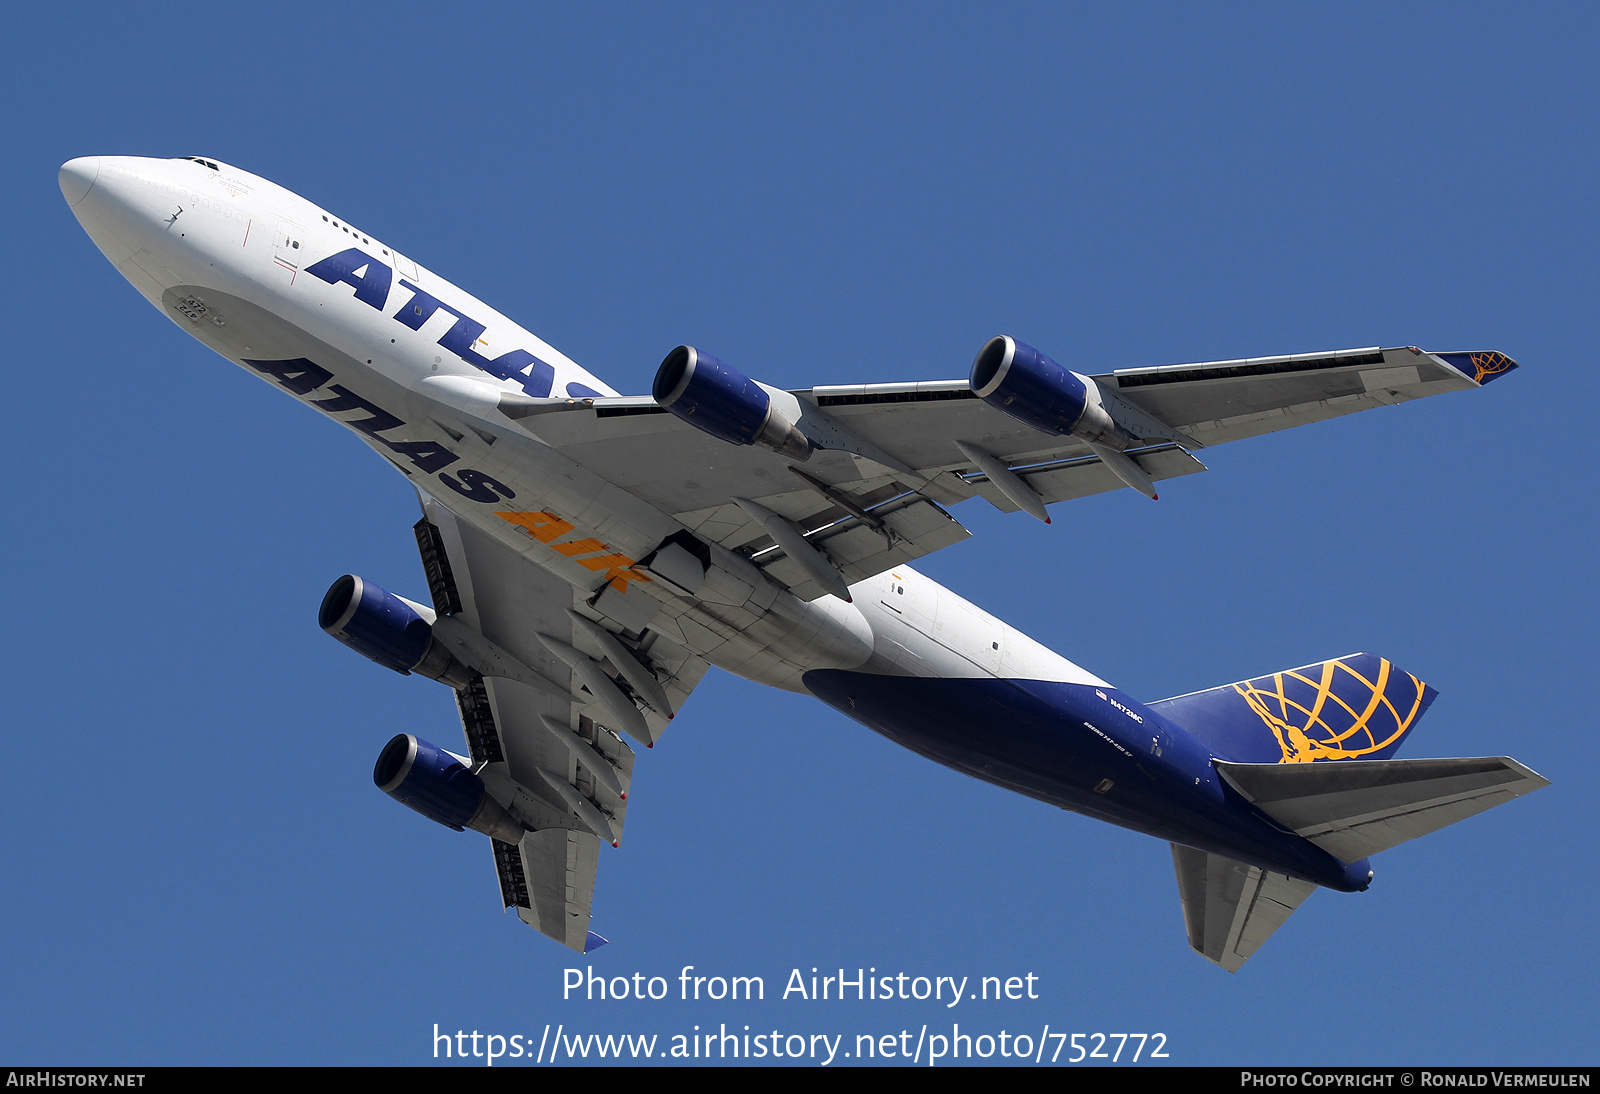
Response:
[59,156,101,207]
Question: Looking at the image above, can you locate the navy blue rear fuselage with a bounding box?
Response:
[801,670,1372,892]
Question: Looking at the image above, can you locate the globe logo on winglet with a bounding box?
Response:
[1231,657,1432,764]
[1466,351,1515,384]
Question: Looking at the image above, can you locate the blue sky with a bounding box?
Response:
[3,3,1595,1066]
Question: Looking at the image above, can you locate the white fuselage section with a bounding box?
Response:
[61,155,1109,696]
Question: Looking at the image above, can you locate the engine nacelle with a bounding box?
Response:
[970,335,1135,449]
[373,734,524,843]
[652,345,812,461]
[318,574,474,688]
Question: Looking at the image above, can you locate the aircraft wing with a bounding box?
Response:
[510,347,1510,601]
[413,496,711,951]
[1101,346,1511,445]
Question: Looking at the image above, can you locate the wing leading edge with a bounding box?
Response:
[504,346,1513,602]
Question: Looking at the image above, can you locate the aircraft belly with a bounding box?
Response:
[801,668,1359,888]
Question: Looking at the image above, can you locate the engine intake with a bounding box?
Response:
[374,734,523,842]
[319,574,474,688]
[970,335,1134,449]
[652,345,811,461]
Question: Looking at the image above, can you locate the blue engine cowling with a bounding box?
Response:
[319,575,473,688]
[373,733,524,842]
[652,345,812,460]
[969,335,1133,447]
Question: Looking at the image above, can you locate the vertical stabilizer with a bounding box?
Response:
[1149,653,1437,764]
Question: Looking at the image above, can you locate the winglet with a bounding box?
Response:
[584,931,609,953]
[1432,351,1520,386]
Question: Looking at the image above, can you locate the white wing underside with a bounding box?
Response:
[514,347,1479,601]
[415,497,709,951]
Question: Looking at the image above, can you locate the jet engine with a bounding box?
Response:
[373,733,524,842]
[652,345,812,460]
[969,335,1137,449]
[318,574,474,688]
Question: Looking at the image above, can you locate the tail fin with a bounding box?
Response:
[1149,652,1437,763]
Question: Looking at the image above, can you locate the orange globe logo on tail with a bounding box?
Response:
[1231,657,1431,764]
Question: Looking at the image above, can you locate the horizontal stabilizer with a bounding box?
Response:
[1171,844,1316,973]
[1216,756,1550,862]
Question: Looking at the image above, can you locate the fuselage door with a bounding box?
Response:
[388,248,421,280]
[879,571,936,634]
[271,218,305,272]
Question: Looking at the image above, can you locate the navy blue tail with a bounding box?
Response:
[1148,653,1437,764]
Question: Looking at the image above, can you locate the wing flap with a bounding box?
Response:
[1171,844,1316,973]
[752,493,972,602]
[1215,756,1551,862]
[968,443,1207,513]
[517,828,602,952]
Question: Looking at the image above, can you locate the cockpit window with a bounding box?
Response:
[179,157,220,171]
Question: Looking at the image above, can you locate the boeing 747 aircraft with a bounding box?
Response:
[59,154,1547,971]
